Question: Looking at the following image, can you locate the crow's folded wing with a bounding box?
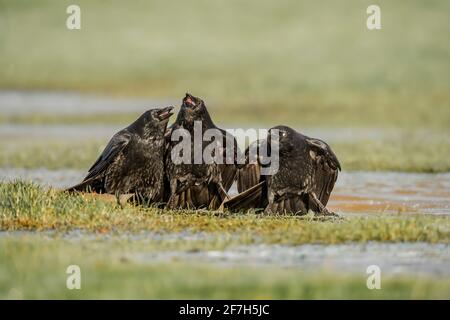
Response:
[84,131,131,181]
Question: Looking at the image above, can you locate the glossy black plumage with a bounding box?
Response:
[164,93,238,209]
[67,106,174,203]
[224,125,341,215]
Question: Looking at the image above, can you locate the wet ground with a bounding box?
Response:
[330,171,450,215]
[2,91,449,215]
[1,90,449,278]
[0,229,448,277]
[1,167,449,215]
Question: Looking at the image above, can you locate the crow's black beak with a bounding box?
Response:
[156,106,174,121]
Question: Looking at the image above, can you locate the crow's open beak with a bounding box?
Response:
[183,93,196,108]
[156,106,174,121]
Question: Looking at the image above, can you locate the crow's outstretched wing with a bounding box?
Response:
[218,128,239,192]
[306,137,340,206]
[222,139,268,211]
[236,139,267,193]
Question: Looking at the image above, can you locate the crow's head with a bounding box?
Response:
[268,125,298,154]
[176,93,213,125]
[136,106,174,138]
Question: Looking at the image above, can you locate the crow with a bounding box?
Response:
[66,106,174,204]
[164,93,238,210]
[222,125,341,216]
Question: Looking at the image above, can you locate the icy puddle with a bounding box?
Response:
[1,168,449,215]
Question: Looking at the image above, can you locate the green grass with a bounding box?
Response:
[1,236,449,299]
[334,135,450,173]
[1,181,448,244]
[1,181,449,299]
[0,0,449,129]
[1,131,450,172]
[0,140,106,170]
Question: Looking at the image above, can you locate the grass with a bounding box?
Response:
[1,181,449,299]
[335,135,450,173]
[1,181,448,299]
[0,140,106,171]
[0,0,449,129]
[1,236,449,299]
[0,181,448,244]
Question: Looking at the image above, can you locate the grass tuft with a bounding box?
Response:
[0,181,448,244]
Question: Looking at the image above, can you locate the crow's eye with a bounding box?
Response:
[280,131,287,138]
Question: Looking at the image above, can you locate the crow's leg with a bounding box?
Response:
[218,182,231,201]
[308,192,339,217]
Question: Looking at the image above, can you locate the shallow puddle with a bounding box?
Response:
[329,172,450,215]
[0,168,84,189]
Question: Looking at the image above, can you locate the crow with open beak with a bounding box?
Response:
[222,125,341,216]
[67,106,174,204]
[164,93,238,210]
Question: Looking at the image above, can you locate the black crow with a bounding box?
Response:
[67,106,174,204]
[164,93,238,209]
[222,125,341,216]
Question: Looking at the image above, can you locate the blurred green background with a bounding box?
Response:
[0,0,449,172]
[1,0,449,128]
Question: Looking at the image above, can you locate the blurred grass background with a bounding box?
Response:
[0,0,449,128]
